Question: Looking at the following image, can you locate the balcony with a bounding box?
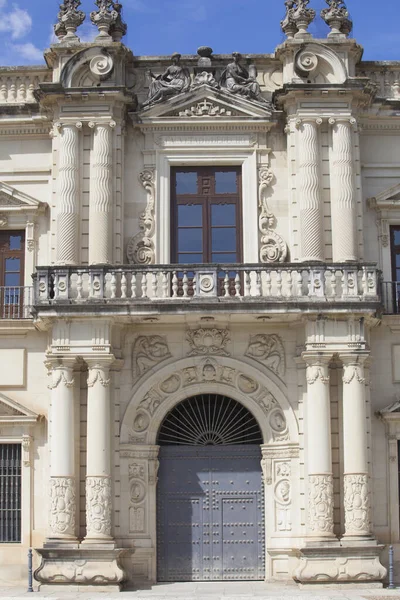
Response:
[0,286,33,319]
[32,264,381,318]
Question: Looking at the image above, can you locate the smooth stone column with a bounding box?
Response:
[329,118,358,262]
[296,118,324,262]
[56,122,81,265]
[46,358,77,540]
[303,353,335,539]
[84,358,114,542]
[341,353,372,538]
[88,121,115,265]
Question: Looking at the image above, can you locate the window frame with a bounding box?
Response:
[170,166,243,265]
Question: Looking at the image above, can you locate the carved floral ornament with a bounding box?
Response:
[245,333,286,377]
[127,357,289,445]
[308,474,334,534]
[187,328,230,357]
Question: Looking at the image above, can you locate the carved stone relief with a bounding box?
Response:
[133,335,171,379]
[258,167,287,263]
[129,359,284,443]
[49,477,76,537]
[245,334,286,377]
[344,473,371,535]
[178,99,232,117]
[127,170,156,265]
[308,474,334,534]
[86,476,112,537]
[274,461,292,532]
[128,459,147,533]
[186,328,230,356]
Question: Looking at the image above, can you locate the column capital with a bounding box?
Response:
[45,357,77,389]
[295,117,323,129]
[301,351,333,365]
[328,116,357,128]
[339,351,370,366]
[88,119,117,130]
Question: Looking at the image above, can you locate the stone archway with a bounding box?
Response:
[119,356,299,583]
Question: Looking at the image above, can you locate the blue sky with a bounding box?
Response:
[0,0,398,66]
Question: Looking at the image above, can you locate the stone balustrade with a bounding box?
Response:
[357,63,400,100]
[0,69,50,104]
[33,264,380,310]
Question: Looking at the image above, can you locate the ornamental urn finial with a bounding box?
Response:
[292,0,316,39]
[90,0,120,40]
[321,0,353,37]
[54,0,85,42]
[109,1,127,42]
[281,1,298,39]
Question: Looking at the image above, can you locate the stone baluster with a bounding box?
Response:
[84,358,114,542]
[341,353,372,538]
[88,121,115,265]
[303,353,335,539]
[296,118,324,262]
[56,122,82,265]
[46,358,77,540]
[329,118,358,262]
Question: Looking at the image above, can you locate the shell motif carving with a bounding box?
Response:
[127,170,156,265]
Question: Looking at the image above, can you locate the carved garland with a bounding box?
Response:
[258,167,287,263]
[127,170,156,265]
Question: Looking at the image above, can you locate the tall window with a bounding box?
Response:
[0,231,25,318]
[0,444,22,543]
[171,167,242,264]
[391,226,400,283]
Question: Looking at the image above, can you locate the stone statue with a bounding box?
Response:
[142,53,191,108]
[220,53,270,106]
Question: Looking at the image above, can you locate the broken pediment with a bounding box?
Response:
[368,183,400,210]
[135,84,274,124]
[0,392,39,424]
[0,182,45,213]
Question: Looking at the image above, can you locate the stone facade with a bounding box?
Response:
[0,0,399,590]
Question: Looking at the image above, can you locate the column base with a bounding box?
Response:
[34,546,130,589]
[293,543,387,584]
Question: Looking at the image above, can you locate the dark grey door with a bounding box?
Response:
[157,445,264,581]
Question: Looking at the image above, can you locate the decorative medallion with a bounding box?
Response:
[186,328,230,356]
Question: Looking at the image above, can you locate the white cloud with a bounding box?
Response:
[0,4,32,39]
[11,42,43,62]
[78,22,97,43]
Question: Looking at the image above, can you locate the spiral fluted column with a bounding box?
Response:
[297,119,324,262]
[341,354,372,538]
[303,353,335,539]
[329,118,358,262]
[89,121,115,265]
[56,123,81,265]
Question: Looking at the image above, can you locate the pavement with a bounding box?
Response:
[1,582,400,600]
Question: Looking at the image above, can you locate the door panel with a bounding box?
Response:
[157,445,264,582]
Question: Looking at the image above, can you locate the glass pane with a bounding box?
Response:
[9,235,22,250]
[212,252,237,263]
[178,228,203,252]
[211,204,236,227]
[212,228,236,252]
[5,257,20,271]
[393,230,400,245]
[176,172,198,195]
[396,255,400,268]
[215,171,237,194]
[178,204,202,226]
[5,273,20,286]
[178,253,203,264]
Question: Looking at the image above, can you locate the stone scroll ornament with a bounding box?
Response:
[245,333,285,377]
[258,168,287,263]
[142,53,191,108]
[127,170,156,265]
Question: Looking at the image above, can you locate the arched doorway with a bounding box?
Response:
[156,394,264,582]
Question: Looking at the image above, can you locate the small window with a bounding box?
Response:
[0,444,22,543]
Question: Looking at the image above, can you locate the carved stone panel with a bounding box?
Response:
[133,335,171,379]
[186,328,230,356]
[245,334,286,377]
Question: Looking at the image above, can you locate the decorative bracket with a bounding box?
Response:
[258,167,287,263]
[127,170,156,265]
